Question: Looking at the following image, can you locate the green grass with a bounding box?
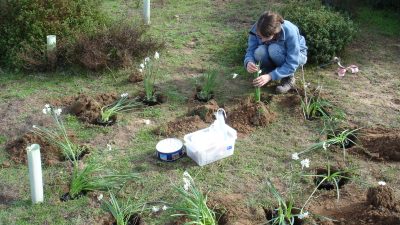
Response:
[356,7,400,37]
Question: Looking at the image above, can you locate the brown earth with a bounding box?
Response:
[154,115,208,138]
[227,97,276,134]
[128,70,144,83]
[0,182,19,208]
[367,185,399,211]
[99,213,145,225]
[5,133,63,165]
[353,127,400,161]
[137,91,167,106]
[309,184,400,225]
[187,99,219,123]
[51,93,118,124]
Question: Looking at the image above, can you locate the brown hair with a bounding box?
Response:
[256,11,284,38]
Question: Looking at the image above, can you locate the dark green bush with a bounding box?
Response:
[0,0,106,69]
[282,4,356,64]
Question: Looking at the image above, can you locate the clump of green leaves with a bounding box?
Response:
[196,70,218,101]
[103,192,144,225]
[171,171,217,225]
[141,52,161,102]
[100,93,141,123]
[32,105,83,162]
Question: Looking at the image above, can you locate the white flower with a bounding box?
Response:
[45,104,50,109]
[323,142,327,150]
[152,206,160,213]
[107,144,112,151]
[55,108,62,116]
[232,73,238,79]
[97,194,103,201]
[121,93,128,98]
[139,68,143,73]
[154,51,160,59]
[162,205,168,211]
[378,181,386,186]
[145,57,150,63]
[144,119,151,125]
[183,171,190,177]
[257,69,262,75]
[32,125,37,129]
[298,211,309,219]
[183,177,191,191]
[301,159,310,169]
[140,63,145,69]
[292,153,299,160]
[42,108,48,114]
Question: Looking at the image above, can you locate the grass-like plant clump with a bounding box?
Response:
[103,192,143,225]
[140,52,161,103]
[99,93,141,124]
[196,70,218,101]
[171,171,217,225]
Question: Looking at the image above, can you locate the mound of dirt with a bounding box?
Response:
[187,99,219,123]
[208,193,265,225]
[128,70,143,83]
[227,97,275,134]
[5,133,63,165]
[355,128,400,161]
[154,116,208,137]
[367,185,399,211]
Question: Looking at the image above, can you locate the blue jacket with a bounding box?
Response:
[244,20,308,80]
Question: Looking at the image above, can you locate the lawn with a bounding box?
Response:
[0,0,399,225]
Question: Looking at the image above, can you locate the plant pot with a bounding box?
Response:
[60,191,87,202]
[313,168,350,190]
[95,115,117,126]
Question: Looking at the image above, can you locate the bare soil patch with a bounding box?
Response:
[128,70,143,83]
[353,127,400,161]
[187,99,219,123]
[0,183,19,207]
[154,115,208,138]
[227,97,275,134]
[309,184,400,225]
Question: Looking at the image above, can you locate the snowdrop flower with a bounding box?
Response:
[298,211,309,219]
[32,125,37,129]
[139,68,143,73]
[45,104,50,109]
[162,205,168,211]
[322,142,327,150]
[232,73,238,79]
[42,107,51,114]
[55,108,62,116]
[107,144,112,151]
[144,57,150,63]
[144,119,151,125]
[152,206,160,213]
[301,159,310,169]
[257,69,262,75]
[140,63,145,69]
[183,177,191,191]
[97,194,103,201]
[121,93,128,98]
[292,153,299,160]
[154,51,160,59]
[378,181,386,186]
[183,171,190,177]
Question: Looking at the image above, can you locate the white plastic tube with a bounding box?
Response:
[46,35,56,51]
[27,144,44,204]
[143,0,150,25]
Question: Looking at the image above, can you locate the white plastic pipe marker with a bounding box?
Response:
[27,144,44,204]
[46,35,56,51]
[143,0,150,25]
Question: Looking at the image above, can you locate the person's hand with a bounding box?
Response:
[246,62,259,73]
[253,74,272,87]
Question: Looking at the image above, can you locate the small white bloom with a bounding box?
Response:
[32,125,37,129]
[152,206,160,213]
[121,93,128,98]
[55,108,62,116]
[45,104,50,109]
[183,171,190,177]
[162,205,168,211]
[298,211,309,219]
[140,63,145,69]
[97,194,103,201]
[257,69,262,75]
[184,182,190,191]
[107,144,112,151]
[232,73,238,79]
[139,68,143,73]
[144,119,151,125]
[145,57,150,62]
[378,181,386,186]
[154,51,160,59]
[292,153,299,160]
[301,159,310,169]
[42,108,48,114]
[323,142,327,150]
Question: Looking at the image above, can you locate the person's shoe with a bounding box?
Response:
[276,76,295,94]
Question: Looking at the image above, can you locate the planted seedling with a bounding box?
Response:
[98,93,141,126]
[265,179,307,225]
[196,69,218,102]
[62,162,139,201]
[32,104,84,162]
[170,171,217,225]
[301,164,354,211]
[254,62,262,103]
[103,191,144,225]
[140,51,163,105]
